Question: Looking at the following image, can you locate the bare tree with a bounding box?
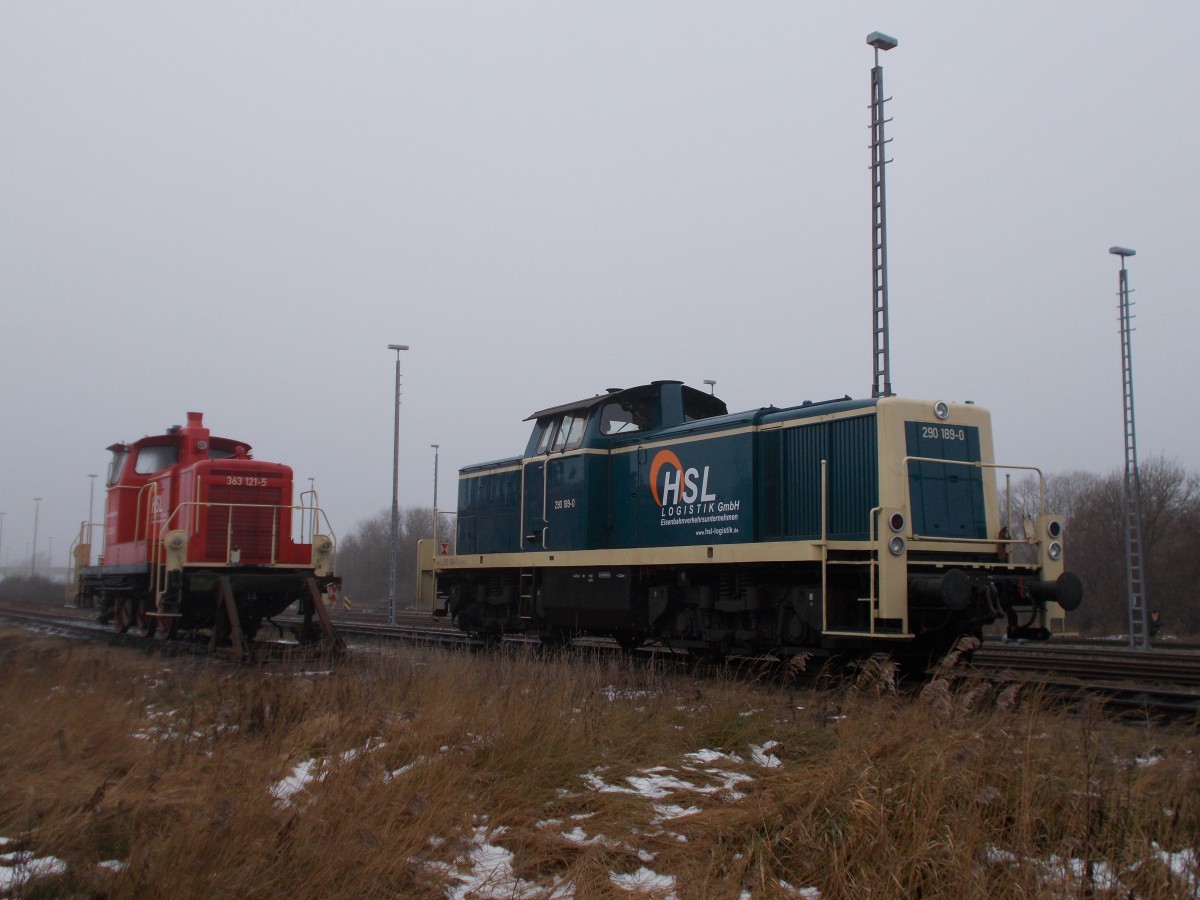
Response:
[1004,457,1200,636]
[336,505,452,610]
[1001,469,1102,535]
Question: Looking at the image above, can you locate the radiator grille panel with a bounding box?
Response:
[205,484,284,561]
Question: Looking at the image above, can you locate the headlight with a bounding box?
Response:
[933,401,950,420]
[1047,542,1063,561]
[888,536,906,556]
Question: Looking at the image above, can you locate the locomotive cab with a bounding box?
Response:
[457,381,729,555]
[522,381,728,457]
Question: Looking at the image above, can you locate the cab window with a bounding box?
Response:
[551,413,587,452]
[106,449,128,486]
[535,420,556,454]
[564,414,588,450]
[134,444,179,475]
[599,400,646,435]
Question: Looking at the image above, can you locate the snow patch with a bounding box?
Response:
[0,851,67,892]
[610,865,676,894]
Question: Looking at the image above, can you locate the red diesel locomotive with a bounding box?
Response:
[69,413,341,654]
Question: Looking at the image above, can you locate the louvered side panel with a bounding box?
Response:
[760,423,827,541]
[828,416,878,540]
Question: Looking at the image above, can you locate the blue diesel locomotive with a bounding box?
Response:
[421,380,1080,663]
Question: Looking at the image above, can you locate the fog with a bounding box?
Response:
[2,3,1196,570]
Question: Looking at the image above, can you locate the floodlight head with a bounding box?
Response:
[867,32,898,51]
[1108,246,1136,258]
[387,343,410,351]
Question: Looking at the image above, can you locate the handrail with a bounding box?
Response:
[133,481,160,542]
[862,506,882,636]
[298,489,324,544]
[64,520,101,602]
[819,459,828,635]
[903,455,1046,516]
[151,499,338,609]
[840,456,1049,638]
[160,500,338,562]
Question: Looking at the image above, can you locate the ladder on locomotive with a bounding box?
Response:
[518,568,535,621]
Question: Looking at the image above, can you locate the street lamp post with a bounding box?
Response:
[1110,246,1151,650]
[431,444,440,511]
[87,474,98,566]
[867,30,898,399]
[431,444,440,546]
[31,498,41,577]
[387,343,410,626]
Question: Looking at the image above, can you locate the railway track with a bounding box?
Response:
[5,603,1200,719]
[970,640,1200,718]
[0,605,347,663]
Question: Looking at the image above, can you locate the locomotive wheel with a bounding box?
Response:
[686,646,725,668]
[474,629,502,649]
[112,597,134,634]
[539,630,573,650]
[136,601,159,638]
[614,632,644,654]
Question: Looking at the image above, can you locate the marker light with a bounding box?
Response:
[888,512,906,533]
[1046,520,1062,539]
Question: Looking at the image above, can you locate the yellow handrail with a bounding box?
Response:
[151,500,338,610]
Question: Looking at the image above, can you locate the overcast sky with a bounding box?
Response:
[2,2,1196,570]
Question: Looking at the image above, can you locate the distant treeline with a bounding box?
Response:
[0,574,66,606]
[335,506,452,611]
[1007,455,1198,636]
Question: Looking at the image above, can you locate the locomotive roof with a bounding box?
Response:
[525,380,727,421]
[107,412,252,454]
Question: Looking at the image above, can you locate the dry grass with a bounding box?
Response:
[0,627,1197,898]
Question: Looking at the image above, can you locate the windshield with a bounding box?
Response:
[106,449,128,486]
[134,444,178,475]
[551,413,587,451]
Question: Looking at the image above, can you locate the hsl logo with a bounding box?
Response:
[649,449,716,507]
